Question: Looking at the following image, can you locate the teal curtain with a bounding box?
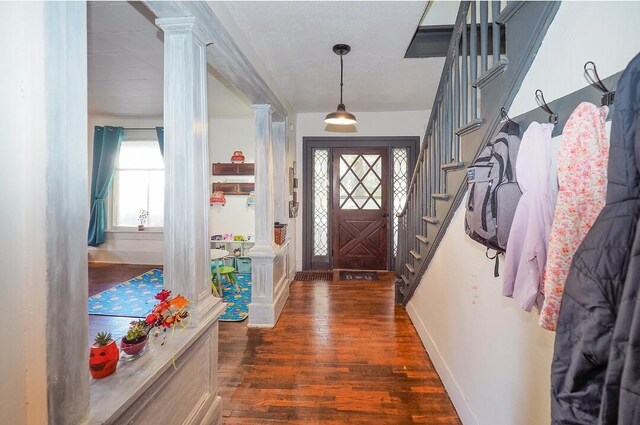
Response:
[156,126,164,157]
[88,126,124,246]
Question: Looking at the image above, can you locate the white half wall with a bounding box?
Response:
[407,2,640,424]
[294,110,429,270]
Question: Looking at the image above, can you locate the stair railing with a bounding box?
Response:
[396,1,561,304]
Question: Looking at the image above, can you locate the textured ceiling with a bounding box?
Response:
[87,1,252,118]
[88,1,447,118]
[221,1,444,113]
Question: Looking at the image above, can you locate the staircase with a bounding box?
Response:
[396,1,560,305]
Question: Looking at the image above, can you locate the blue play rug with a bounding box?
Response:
[88,269,163,318]
[88,269,251,321]
[219,273,251,322]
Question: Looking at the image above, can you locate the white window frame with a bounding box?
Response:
[108,138,164,232]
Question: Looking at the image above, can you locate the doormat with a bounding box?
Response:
[88,269,251,322]
[294,271,333,281]
[339,271,379,281]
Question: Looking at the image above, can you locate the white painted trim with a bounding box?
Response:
[406,302,479,425]
[184,393,222,425]
[88,249,163,265]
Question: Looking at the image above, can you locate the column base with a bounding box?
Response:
[248,276,290,328]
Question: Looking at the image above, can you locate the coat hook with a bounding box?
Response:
[535,89,558,124]
[500,107,512,122]
[584,61,615,106]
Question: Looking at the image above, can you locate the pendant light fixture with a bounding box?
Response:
[324,44,357,125]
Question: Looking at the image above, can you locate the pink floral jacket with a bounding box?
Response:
[539,102,609,331]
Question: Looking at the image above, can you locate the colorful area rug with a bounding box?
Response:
[339,271,379,281]
[88,269,163,318]
[88,269,252,322]
[219,273,251,322]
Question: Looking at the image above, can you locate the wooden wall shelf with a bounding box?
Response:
[212,182,255,195]
[212,162,254,175]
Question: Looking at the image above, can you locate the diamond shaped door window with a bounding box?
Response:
[339,154,382,210]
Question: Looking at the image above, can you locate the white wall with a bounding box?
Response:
[208,117,255,237]
[294,110,429,270]
[1,3,48,423]
[87,116,164,265]
[408,2,640,424]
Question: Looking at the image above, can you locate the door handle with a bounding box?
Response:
[381,212,389,218]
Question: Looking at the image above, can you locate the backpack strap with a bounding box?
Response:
[485,248,502,277]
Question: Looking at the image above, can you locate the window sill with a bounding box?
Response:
[104,229,164,241]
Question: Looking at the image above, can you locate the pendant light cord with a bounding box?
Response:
[340,53,344,104]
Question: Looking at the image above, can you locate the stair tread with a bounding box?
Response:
[422,216,439,225]
[405,263,415,274]
[409,250,422,260]
[432,193,450,200]
[455,118,484,136]
[441,161,465,171]
[415,235,428,244]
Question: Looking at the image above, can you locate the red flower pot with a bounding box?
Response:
[89,340,119,379]
[121,335,148,356]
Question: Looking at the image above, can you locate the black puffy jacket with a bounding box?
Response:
[551,52,640,424]
[599,53,640,425]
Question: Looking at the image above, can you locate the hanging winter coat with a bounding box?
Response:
[551,52,640,425]
[598,52,640,425]
[503,122,556,311]
[540,102,609,332]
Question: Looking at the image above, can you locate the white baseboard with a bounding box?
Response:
[88,249,163,265]
[406,302,479,425]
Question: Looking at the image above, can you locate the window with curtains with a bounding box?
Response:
[111,140,164,229]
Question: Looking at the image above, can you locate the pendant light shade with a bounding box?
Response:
[325,44,357,125]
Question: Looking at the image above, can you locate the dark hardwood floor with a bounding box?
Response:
[219,272,461,425]
[88,264,460,424]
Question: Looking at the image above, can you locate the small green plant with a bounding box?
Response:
[94,332,113,346]
[124,320,149,344]
[233,235,245,241]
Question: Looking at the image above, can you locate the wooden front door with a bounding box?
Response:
[332,147,389,270]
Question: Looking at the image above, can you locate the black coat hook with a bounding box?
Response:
[584,61,615,106]
[535,89,558,124]
[500,107,512,122]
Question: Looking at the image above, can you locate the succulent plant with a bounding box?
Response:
[124,320,149,343]
[94,332,113,346]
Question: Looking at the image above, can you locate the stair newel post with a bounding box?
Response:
[492,1,501,64]
[480,1,489,73]
[470,2,478,119]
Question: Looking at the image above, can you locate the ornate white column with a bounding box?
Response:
[156,17,218,321]
[249,104,278,326]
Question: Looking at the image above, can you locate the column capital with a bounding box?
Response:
[155,16,207,44]
[252,104,273,114]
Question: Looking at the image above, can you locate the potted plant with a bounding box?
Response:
[89,332,119,379]
[120,320,150,356]
[138,209,149,231]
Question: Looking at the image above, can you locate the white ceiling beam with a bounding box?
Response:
[144,1,290,121]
